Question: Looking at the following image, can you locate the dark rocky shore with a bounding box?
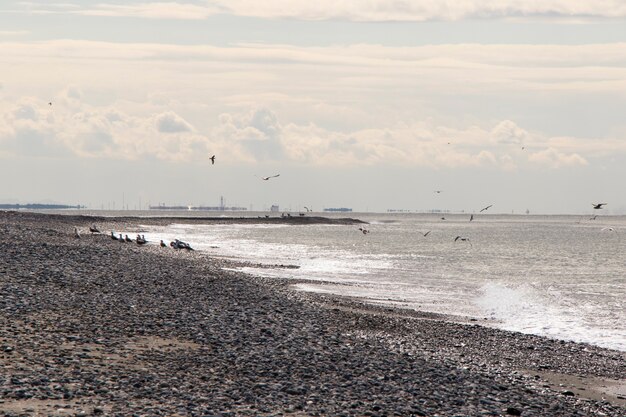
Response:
[1,211,624,416]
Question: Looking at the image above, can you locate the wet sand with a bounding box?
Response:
[1,211,624,416]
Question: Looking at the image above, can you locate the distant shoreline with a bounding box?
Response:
[0,209,367,226]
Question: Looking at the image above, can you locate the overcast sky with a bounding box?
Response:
[1,1,625,214]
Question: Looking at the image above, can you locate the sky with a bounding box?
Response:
[1,1,626,214]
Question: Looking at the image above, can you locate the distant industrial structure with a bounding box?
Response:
[323,207,352,212]
[149,196,247,211]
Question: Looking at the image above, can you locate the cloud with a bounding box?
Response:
[155,111,193,133]
[528,147,588,168]
[491,120,529,145]
[39,1,626,22]
[0,95,615,171]
[216,108,285,161]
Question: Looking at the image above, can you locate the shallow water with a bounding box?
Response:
[46,209,625,351]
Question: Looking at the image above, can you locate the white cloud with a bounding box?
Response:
[528,147,588,168]
[155,111,193,133]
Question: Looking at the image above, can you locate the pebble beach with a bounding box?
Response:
[1,211,625,416]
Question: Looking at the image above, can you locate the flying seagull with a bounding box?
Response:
[469,214,474,222]
[304,206,312,212]
[209,155,215,165]
[454,236,472,246]
[480,204,493,212]
[592,203,607,209]
[434,190,442,194]
[48,102,52,106]
[261,174,280,181]
[421,231,431,237]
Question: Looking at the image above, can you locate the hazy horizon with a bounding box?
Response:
[2,1,625,215]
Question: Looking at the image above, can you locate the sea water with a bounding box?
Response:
[72,210,626,352]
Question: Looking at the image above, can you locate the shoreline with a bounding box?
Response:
[1,211,624,416]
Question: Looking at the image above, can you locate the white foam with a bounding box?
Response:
[475,282,626,351]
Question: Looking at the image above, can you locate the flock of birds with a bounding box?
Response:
[353,201,615,246]
[74,225,194,250]
[71,150,613,250]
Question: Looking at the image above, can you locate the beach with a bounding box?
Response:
[1,211,624,416]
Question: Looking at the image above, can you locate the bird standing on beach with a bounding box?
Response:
[111,231,118,240]
[358,227,370,235]
[480,205,493,212]
[261,174,280,181]
[160,240,167,247]
[209,155,215,165]
[592,203,607,209]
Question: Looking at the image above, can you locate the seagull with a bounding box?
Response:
[454,236,472,246]
[480,205,493,212]
[111,231,118,240]
[74,227,80,239]
[89,225,100,233]
[48,102,52,106]
[589,215,598,220]
[469,214,474,222]
[421,231,431,237]
[171,239,194,250]
[261,174,280,181]
[304,206,312,212]
[434,190,443,194]
[136,235,147,245]
[209,155,215,165]
[119,233,125,242]
[592,203,607,210]
[125,235,132,243]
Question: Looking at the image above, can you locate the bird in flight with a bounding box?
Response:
[434,190,443,194]
[304,206,312,212]
[421,231,431,237]
[592,203,607,209]
[469,214,474,222]
[209,155,215,165]
[454,236,472,246]
[261,174,280,181]
[480,205,493,212]
[358,227,370,235]
[48,102,52,106]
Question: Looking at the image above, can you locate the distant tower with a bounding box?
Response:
[220,196,225,211]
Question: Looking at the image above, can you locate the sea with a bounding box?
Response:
[49,210,626,352]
